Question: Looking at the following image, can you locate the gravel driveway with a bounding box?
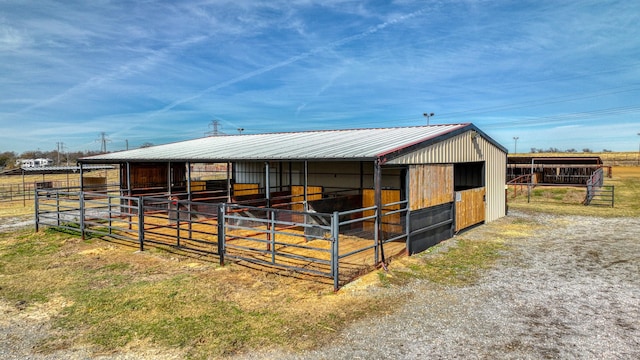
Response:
[244,210,640,359]
[2,210,639,359]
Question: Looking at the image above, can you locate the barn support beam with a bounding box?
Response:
[79,162,84,191]
[279,162,284,191]
[226,161,231,203]
[126,162,132,197]
[374,159,385,267]
[304,161,308,211]
[167,161,172,196]
[359,161,364,191]
[186,161,192,201]
[265,161,271,208]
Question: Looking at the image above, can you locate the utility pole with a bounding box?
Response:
[97,132,111,153]
[56,142,65,165]
[125,139,129,150]
[423,112,435,125]
[513,137,519,154]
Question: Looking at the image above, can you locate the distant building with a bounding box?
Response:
[16,158,54,168]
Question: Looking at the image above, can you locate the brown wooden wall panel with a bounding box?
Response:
[233,183,260,196]
[362,189,401,234]
[290,185,323,211]
[455,187,485,232]
[190,181,207,192]
[123,163,186,190]
[83,176,106,187]
[290,185,323,222]
[409,164,454,210]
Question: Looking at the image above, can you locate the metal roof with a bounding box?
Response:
[80,124,506,164]
[0,165,114,176]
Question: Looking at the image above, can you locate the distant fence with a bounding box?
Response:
[35,188,410,290]
[0,181,119,204]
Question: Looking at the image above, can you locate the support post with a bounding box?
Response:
[304,161,309,241]
[217,204,225,266]
[331,211,340,292]
[108,196,113,235]
[374,159,384,267]
[175,201,181,248]
[167,162,172,195]
[186,161,193,239]
[303,161,308,211]
[265,161,271,208]
[405,167,411,254]
[138,197,144,251]
[34,187,39,232]
[227,161,232,203]
[186,161,192,200]
[79,163,84,191]
[22,169,26,207]
[80,191,85,240]
[270,210,276,263]
[127,162,133,230]
[56,192,60,226]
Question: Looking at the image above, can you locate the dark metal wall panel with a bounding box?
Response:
[408,202,454,255]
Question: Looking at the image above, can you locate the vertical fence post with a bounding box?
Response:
[188,202,193,240]
[79,191,85,240]
[611,186,615,208]
[374,206,379,265]
[217,203,225,266]
[270,209,276,264]
[138,197,144,251]
[108,196,113,235]
[56,191,60,226]
[34,189,39,232]
[175,201,181,248]
[332,211,340,292]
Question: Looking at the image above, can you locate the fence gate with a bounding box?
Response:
[455,187,485,232]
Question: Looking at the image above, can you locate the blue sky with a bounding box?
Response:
[1,0,639,154]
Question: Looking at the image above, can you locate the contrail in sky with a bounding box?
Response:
[152,7,428,116]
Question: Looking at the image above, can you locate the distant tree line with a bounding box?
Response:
[0,149,103,170]
[529,147,612,154]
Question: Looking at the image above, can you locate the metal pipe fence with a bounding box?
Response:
[35,188,410,290]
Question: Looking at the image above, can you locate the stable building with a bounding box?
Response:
[34,123,509,289]
[79,123,506,254]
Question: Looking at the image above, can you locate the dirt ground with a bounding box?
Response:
[242,210,640,359]
[2,209,639,359]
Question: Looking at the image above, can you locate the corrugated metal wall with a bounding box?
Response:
[387,131,506,222]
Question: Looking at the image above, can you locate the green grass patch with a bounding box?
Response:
[387,239,506,287]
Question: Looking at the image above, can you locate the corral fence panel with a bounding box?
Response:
[35,188,411,290]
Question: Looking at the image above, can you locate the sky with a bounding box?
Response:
[1,0,639,155]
